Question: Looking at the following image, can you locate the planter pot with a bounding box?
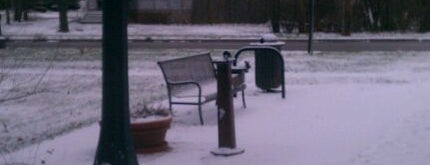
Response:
[131,114,172,153]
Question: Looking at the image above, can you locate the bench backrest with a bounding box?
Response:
[158,53,216,94]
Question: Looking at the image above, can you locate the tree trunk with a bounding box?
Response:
[271,0,281,33]
[224,0,233,22]
[207,0,218,23]
[341,0,352,35]
[297,0,306,33]
[13,0,23,22]
[191,0,209,23]
[93,0,139,163]
[58,0,69,32]
[22,0,29,21]
[6,0,11,24]
[419,0,430,32]
[308,0,315,54]
[0,15,2,36]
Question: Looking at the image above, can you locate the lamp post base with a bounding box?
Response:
[211,147,245,157]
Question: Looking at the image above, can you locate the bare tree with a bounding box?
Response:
[13,0,23,22]
[5,0,11,24]
[191,0,210,23]
[341,0,352,35]
[296,0,306,33]
[22,0,29,21]
[271,0,281,33]
[0,15,2,36]
[58,0,69,32]
[186,0,430,32]
[419,0,430,32]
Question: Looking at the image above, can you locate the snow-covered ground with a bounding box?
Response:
[0,47,214,154]
[2,50,430,165]
[3,11,430,41]
[2,8,430,165]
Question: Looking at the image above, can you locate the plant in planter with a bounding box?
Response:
[130,104,172,153]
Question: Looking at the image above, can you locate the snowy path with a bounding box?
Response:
[2,50,430,165]
[140,84,430,165]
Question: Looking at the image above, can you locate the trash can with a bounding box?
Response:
[249,34,284,91]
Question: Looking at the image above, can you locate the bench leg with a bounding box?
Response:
[168,103,177,117]
[167,93,173,114]
[242,89,246,108]
[198,104,204,125]
[169,102,173,114]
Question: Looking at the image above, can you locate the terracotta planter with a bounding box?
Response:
[131,115,172,153]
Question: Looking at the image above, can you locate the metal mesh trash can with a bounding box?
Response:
[250,34,285,91]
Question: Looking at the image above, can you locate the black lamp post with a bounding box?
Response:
[93,0,139,164]
[211,56,244,156]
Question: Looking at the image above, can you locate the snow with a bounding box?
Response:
[2,8,430,165]
[210,147,245,157]
[131,115,169,123]
[0,48,208,154]
[2,50,430,165]
[3,11,430,41]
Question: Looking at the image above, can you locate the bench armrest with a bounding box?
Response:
[168,81,201,88]
[167,81,202,96]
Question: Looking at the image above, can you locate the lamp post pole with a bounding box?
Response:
[93,0,139,164]
[211,57,244,156]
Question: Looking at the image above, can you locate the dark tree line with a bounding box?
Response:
[2,0,430,33]
[191,0,430,33]
[191,0,269,23]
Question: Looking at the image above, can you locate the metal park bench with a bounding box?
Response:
[158,53,248,125]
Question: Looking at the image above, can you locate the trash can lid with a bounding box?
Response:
[261,34,278,42]
[249,41,285,46]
